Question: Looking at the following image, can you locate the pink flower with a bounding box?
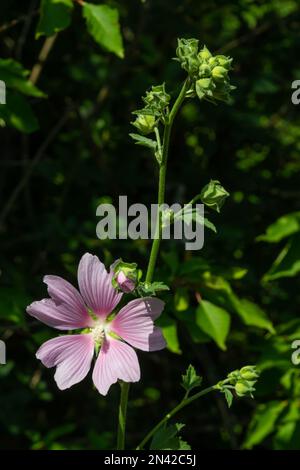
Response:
[26,253,166,395]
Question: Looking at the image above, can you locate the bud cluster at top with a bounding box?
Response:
[176,38,235,103]
[217,365,260,399]
[132,84,171,135]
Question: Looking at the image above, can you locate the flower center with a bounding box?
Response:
[92,324,105,344]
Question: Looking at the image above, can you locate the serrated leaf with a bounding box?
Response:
[196,300,231,350]
[150,423,190,450]
[82,3,124,58]
[129,133,157,150]
[36,0,73,38]
[181,364,203,392]
[174,209,217,233]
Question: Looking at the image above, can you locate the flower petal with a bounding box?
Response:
[92,338,140,395]
[78,253,122,318]
[36,334,94,390]
[27,297,92,330]
[44,275,93,327]
[109,298,165,351]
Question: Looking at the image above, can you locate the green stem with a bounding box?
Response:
[117,381,130,450]
[145,79,190,284]
[136,385,217,450]
[116,79,190,451]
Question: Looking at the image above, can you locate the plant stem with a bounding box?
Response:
[145,79,190,284]
[136,385,217,450]
[116,79,189,450]
[117,381,130,450]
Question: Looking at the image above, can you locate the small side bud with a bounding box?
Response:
[200,179,229,212]
[240,366,260,381]
[132,114,156,135]
[112,260,138,293]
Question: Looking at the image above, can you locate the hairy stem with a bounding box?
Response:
[117,381,130,450]
[145,79,190,284]
[136,385,217,450]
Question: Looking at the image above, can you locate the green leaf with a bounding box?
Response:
[181,364,202,392]
[257,212,300,243]
[174,209,217,233]
[36,0,74,38]
[150,423,190,450]
[233,298,275,334]
[82,3,124,58]
[263,233,300,281]
[174,288,189,311]
[224,388,233,408]
[0,91,39,133]
[129,133,157,150]
[137,281,169,296]
[158,316,181,354]
[243,401,287,449]
[196,300,231,350]
[0,59,46,97]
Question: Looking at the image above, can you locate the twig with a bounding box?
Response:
[0,10,39,34]
[29,34,58,85]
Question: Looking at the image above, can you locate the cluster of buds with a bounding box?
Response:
[132,84,170,135]
[217,365,260,400]
[176,38,235,103]
[112,260,138,293]
[200,179,230,213]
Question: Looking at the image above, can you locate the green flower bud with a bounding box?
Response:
[132,114,156,135]
[240,366,259,381]
[112,260,138,293]
[212,66,228,82]
[200,179,229,212]
[215,55,233,70]
[176,38,200,77]
[198,45,212,61]
[235,381,251,397]
[199,63,211,78]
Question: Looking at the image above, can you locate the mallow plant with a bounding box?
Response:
[26,38,260,450]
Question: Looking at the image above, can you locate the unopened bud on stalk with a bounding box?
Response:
[200,180,229,212]
[132,114,156,135]
[112,261,138,293]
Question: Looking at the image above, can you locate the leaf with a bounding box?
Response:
[0,91,39,133]
[257,212,300,243]
[196,300,231,350]
[263,234,300,281]
[137,281,169,296]
[82,3,124,58]
[243,401,287,449]
[233,298,275,334]
[150,423,190,450]
[181,364,202,392]
[129,133,157,150]
[174,209,217,233]
[174,288,189,312]
[224,388,233,408]
[0,59,46,98]
[36,0,74,38]
[158,316,181,354]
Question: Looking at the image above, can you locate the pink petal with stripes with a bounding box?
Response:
[36,334,94,390]
[78,253,122,318]
[109,298,165,351]
[92,337,140,395]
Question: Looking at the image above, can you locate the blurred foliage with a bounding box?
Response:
[0,0,300,450]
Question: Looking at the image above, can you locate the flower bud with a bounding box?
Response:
[112,261,138,293]
[215,55,233,70]
[198,45,212,61]
[116,271,136,293]
[200,180,229,212]
[132,114,156,135]
[176,38,200,77]
[212,66,228,82]
[240,366,259,381]
[199,63,211,78]
[235,380,256,397]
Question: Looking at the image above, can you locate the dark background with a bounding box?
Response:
[0,0,300,450]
